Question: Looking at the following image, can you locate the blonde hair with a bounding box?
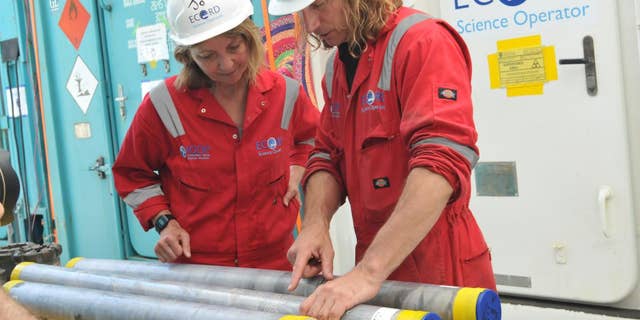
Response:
[174,18,265,90]
[308,0,402,57]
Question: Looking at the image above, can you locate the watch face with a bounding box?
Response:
[155,215,174,233]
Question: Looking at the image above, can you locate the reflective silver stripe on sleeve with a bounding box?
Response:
[123,183,164,209]
[309,152,331,161]
[149,82,185,138]
[281,76,300,130]
[296,138,315,147]
[411,137,479,168]
[378,14,431,90]
[325,50,337,99]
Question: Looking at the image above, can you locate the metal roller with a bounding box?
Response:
[3,280,313,320]
[11,262,439,320]
[66,257,501,320]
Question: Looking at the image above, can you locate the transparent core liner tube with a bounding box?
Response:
[65,257,501,320]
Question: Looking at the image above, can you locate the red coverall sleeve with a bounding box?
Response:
[112,96,172,230]
[394,20,479,203]
[288,84,320,166]
[301,78,346,198]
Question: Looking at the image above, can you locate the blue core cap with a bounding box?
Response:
[476,289,502,320]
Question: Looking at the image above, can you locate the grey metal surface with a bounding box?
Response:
[474,162,519,197]
[495,274,532,288]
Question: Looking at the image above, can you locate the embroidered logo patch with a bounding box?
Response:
[256,136,283,156]
[360,89,385,113]
[330,102,341,118]
[179,145,211,160]
[373,177,390,189]
[438,87,457,101]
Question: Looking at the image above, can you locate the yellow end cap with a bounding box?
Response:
[3,280,24,293]
[279,316,316,320]
[453,287,486,320]
[397,310,428,320]
[10,262,35,281]
[65,257,85,268]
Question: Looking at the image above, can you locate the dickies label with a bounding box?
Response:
[438,87,457,101]
[373,177,390,189]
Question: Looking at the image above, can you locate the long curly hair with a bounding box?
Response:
[173,18,265,90]
[309,0,402,57]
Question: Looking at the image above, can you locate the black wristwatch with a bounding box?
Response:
[154,214,176,234]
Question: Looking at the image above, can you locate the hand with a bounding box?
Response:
[287,222,334,291]
[300,266,382,320]
[155,220,191,262]
[283,165,305,207]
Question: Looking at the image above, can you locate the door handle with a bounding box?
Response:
[597,185,613,238]
[559,35,597,96]
[88,156,111,179]
[115,84,127,121]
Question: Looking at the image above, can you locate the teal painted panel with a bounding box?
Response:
[0,1,19,40]
[33,0,124,262]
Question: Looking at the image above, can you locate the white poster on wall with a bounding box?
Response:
[4,86,29,117]
[136,23,170,64]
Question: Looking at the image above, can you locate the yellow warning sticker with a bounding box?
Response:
[498,47,546,86]
[488,35,557,97]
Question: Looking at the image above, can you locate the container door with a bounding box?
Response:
[33,0,125,261]
[441,0,638,303]
[97,1,181,258]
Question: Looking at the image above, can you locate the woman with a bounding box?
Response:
[112,0,319,270]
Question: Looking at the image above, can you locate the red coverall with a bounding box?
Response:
[304,7,496,289]
[113,69,319,269]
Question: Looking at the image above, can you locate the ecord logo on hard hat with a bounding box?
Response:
[168,0,252,45]
[188,5,222,24]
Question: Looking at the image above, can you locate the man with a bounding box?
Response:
[268,0,497,319]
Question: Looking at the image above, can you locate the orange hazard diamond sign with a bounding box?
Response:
[58,0,91,50]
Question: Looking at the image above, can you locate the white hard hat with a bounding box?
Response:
[167,0,254,46]
[268,0,314,16]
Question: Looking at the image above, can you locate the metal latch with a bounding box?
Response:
[115,84,127,120]
[559,35,597,96]
[88,156,111,179]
